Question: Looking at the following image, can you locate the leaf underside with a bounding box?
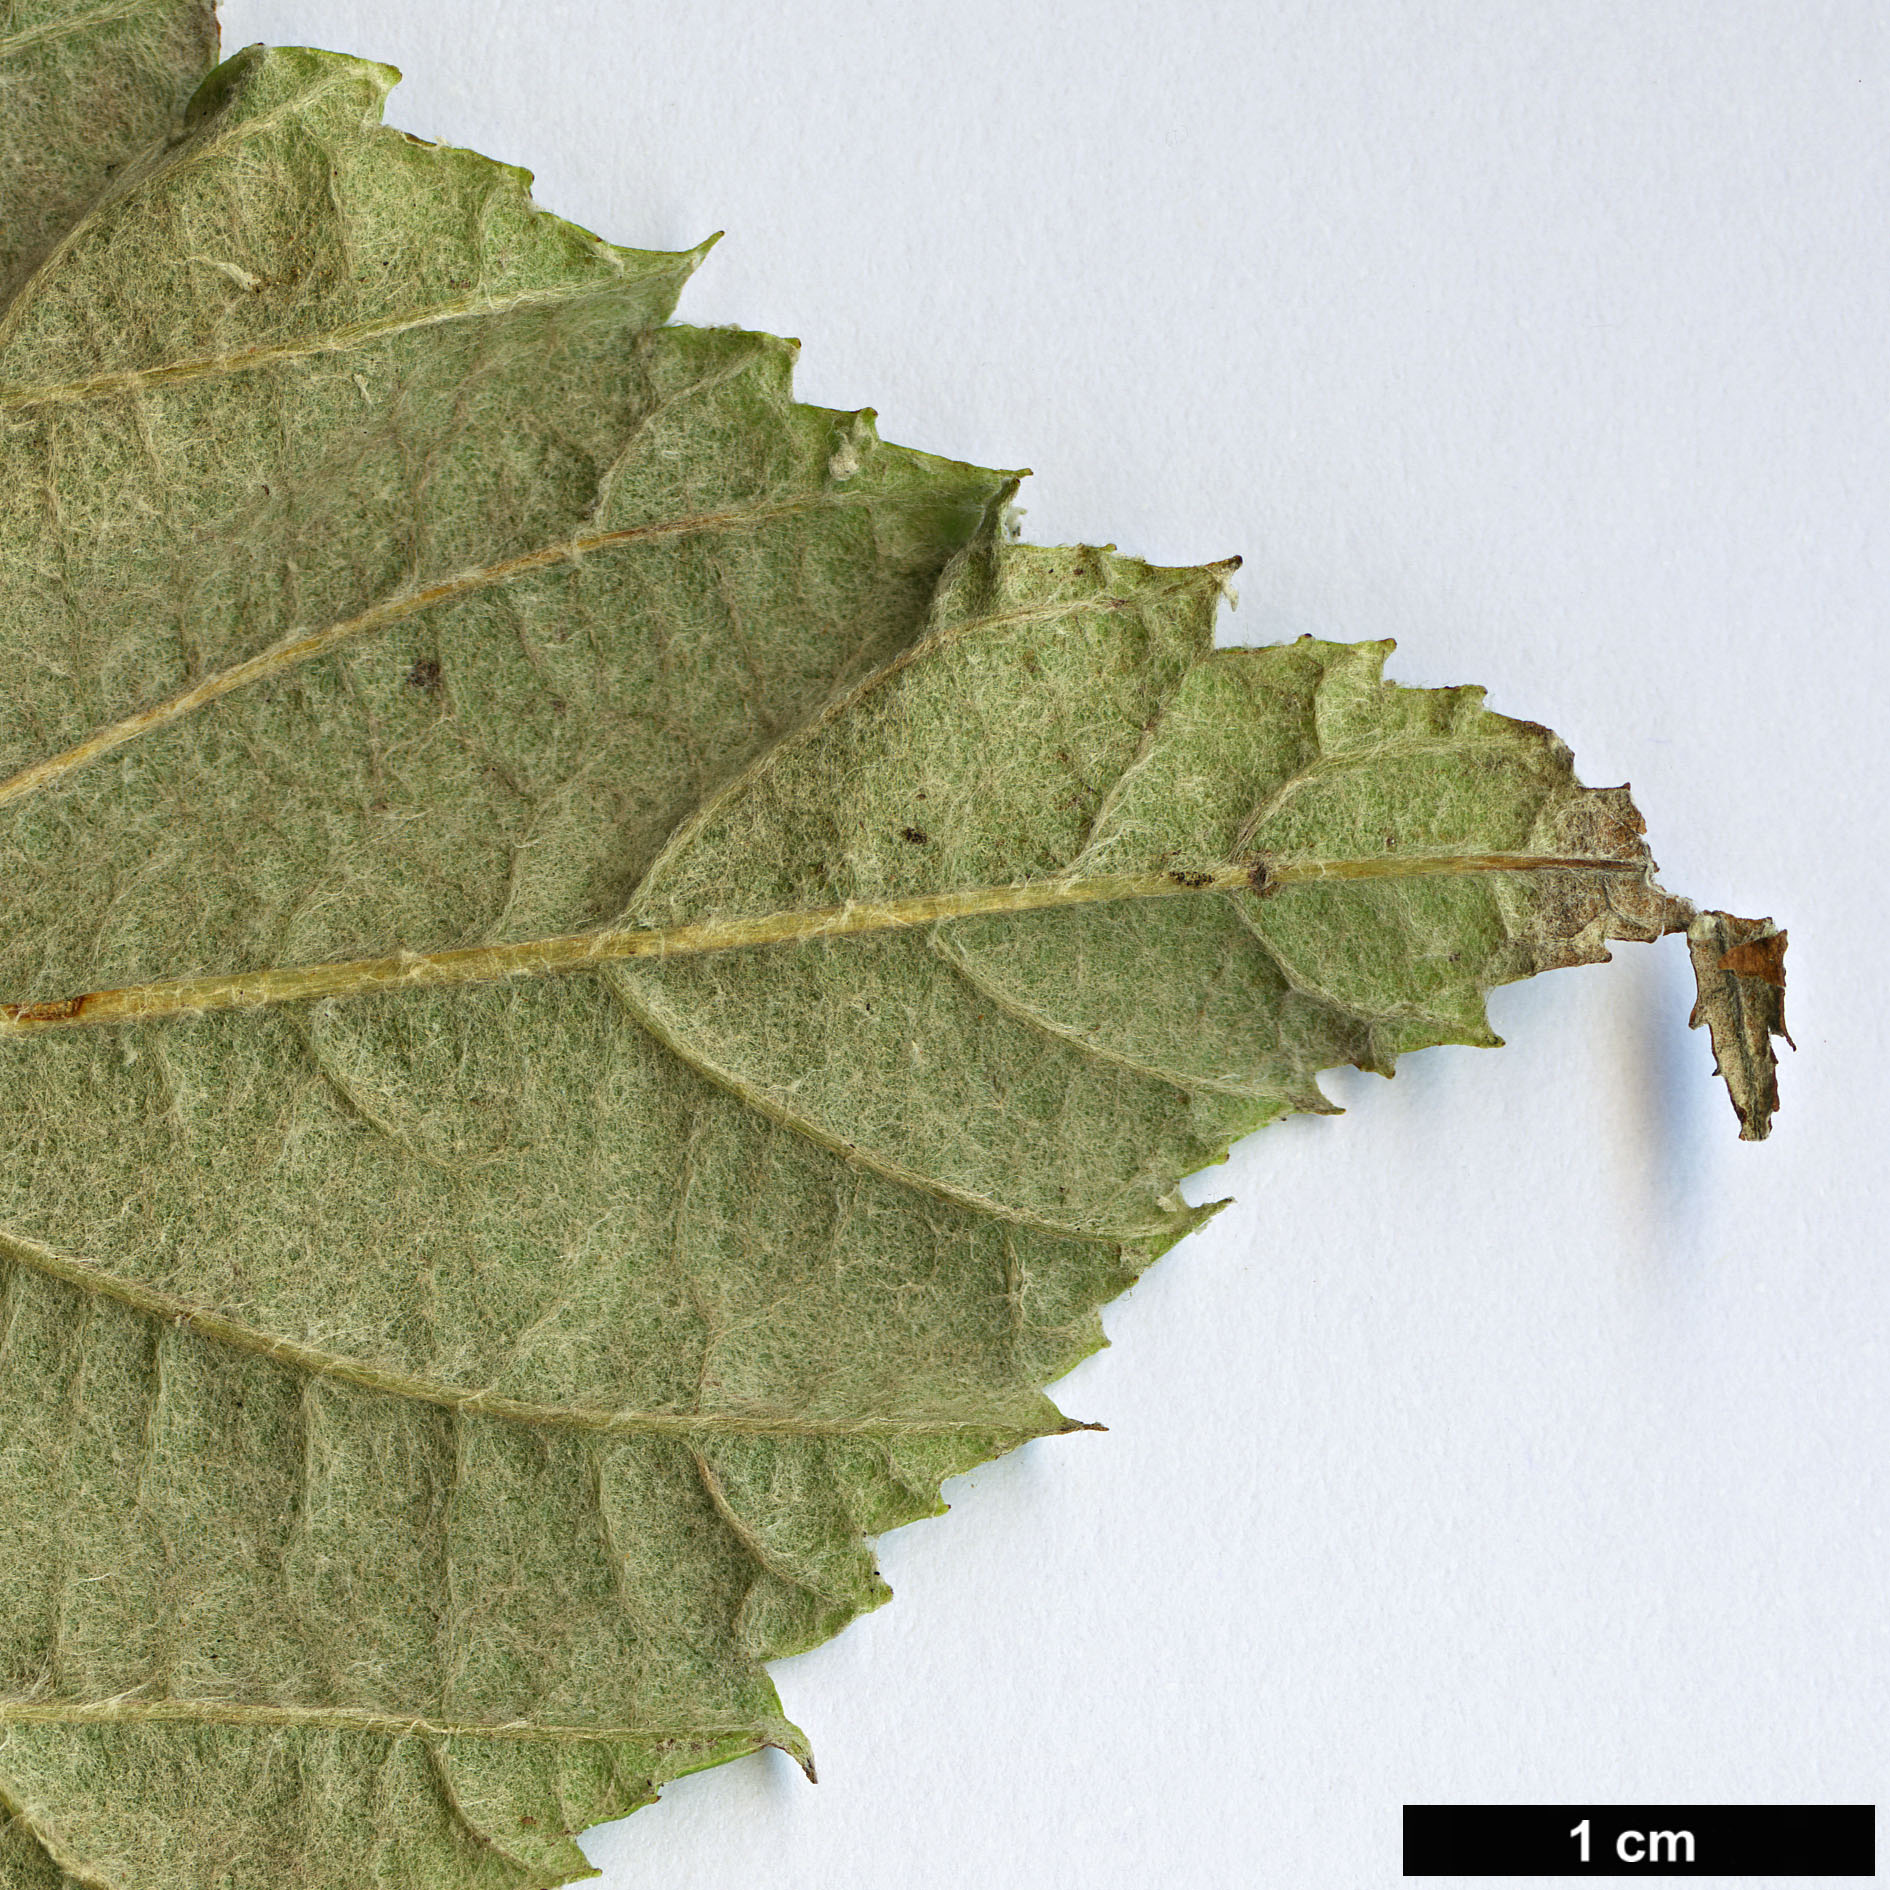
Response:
[0,10,1786,1887]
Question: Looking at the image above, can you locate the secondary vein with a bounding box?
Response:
[0,495,845,813]
[0,1225,1067,1439]
[0,273,689,413]
[0,1697,788,1746]
[0,0,151,60]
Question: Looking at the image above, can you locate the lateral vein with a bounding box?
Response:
[0,275,687,413]
[0,0,150,60]
[0,1226,1062,1439]
[0,495,843,812]
[0,1779,119,1890]
[0,1697,783,1745]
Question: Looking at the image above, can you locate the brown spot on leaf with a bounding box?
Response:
[901,827,929,845]
[406,658,442,692]
[1167,869,1214,889]
[1719,931,1788,987]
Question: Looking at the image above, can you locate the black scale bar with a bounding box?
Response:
[1404,1805,1875,1877]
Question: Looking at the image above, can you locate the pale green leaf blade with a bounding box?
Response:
[0,1258,827,1879]
[0,39,1034,1889]
[611,542,1686,1231]
[0,0,217,313]
[0,37,1020,1408]
[0,1805,76,1890]
[0,28,1782,1890]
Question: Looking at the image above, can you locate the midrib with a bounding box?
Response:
[0,852,1644,1036]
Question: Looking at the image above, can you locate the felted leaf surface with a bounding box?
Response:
[0,0,217,311]
[0,21,1785,1890]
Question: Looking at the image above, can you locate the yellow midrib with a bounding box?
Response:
[0,852,1646,1036]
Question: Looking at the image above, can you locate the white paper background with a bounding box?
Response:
[214,6,1888,1885]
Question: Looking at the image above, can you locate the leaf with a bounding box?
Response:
[0,0,217,311]
[1685,911,1790,1142]
[0,22,1785,1890]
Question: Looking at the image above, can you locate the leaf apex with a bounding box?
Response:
[1685,911,1790,1140]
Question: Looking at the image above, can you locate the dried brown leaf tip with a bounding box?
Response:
[1687,912,1792,1141]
